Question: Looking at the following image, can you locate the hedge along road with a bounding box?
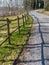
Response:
[16,10,49,65]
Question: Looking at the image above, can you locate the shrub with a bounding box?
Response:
[45,4,49,11]
[45,0,49,11]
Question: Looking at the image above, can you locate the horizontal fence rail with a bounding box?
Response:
[0,14,28,46]
[0,24,7,28]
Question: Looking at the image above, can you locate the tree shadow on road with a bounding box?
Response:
[12,16,49,65]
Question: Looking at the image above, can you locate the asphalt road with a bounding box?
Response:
[17,11,49,65]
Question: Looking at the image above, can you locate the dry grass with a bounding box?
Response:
[37,9,49,16]
[44,11,49,16]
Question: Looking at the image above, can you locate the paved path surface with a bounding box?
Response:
[17,11,49,65]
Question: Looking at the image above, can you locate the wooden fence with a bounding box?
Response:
[0,15,28,46]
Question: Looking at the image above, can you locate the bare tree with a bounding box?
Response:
[24,0,33,11]
[14,0,18,15]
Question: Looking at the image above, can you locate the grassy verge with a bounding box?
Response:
[0,15,33,65]
[37,9,49,16]
[0,12,27,44]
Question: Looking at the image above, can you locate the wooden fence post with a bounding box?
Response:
[25,15,27,24]
[25,15,26,22]
[17,16,20,35]
[22,15,24,27]
[7,18,11,44]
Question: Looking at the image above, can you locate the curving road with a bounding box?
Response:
[17,11,49,65]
